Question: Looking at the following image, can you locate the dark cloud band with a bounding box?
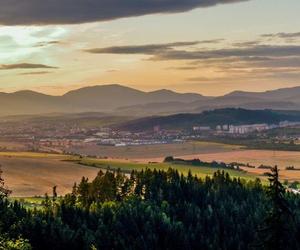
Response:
[19,71,51,75]
[0,0,250,25]
[261,32,300,39]
[86,42,300,60]
[85,41,202,54]
[0,63,58,70]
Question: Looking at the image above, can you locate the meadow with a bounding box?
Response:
[67,156,260,182]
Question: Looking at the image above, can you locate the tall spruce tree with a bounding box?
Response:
[255,166,298,250]
[0,165,11,198]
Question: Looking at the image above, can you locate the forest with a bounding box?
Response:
[0,166,300,250]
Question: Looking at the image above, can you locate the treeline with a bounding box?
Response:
[164,156,243,170]
[0,167,300,249]
[246,141,300,152]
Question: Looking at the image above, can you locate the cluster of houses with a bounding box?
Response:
[193,121,300,135]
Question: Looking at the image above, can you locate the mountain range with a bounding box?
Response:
[1,84,300,116]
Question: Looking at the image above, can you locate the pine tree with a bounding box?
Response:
[0,165,11,198]
[255,166,298,250]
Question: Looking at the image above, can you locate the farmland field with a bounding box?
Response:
[172,150,300,181]
[69,141,243,159]
[72,141,300,181]
[72,143,300,181]
[0,150,261,197]
[0,139,28,151]
[0,153,99,197]
[2,146,300,198]
[67,156,261,182]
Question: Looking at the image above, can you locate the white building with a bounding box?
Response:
[193,126,211,131]
[229,123,269,134]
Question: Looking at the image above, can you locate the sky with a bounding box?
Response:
[0,0,300,96]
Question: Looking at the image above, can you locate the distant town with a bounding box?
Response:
[0,113,300,155]
[194,121,300,135]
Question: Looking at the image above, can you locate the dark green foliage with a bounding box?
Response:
[0,167,11,198]
[255,166,299,250]
[0,168,300,249]
[164,156,241,170]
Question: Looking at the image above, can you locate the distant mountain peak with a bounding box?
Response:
[0,84,300,116]
[64,83,141,94]
[150,89,175,94]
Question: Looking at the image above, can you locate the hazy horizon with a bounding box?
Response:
[1,83,300,98]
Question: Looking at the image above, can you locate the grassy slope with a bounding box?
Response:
[68,157,260,182]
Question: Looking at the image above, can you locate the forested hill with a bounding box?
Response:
[0,167,299,249]
[118,108,300,131]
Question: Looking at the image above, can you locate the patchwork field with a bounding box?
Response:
[0,150,261,197]
[2,145,300,197]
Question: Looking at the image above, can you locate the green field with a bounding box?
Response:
[10,197,45,209]
[67,156,261,182]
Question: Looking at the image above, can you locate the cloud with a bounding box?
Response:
[86,38,300,85]
[151,45,300,61]
[187,68,300,83]
[196,39,225,44]
[232,40,261,47]
[261,32,300,39]
[34,41,61,48]
[0,0,250,25]
[86,39,224,54]
[86,41,204,54]
[0,63,58,70]
[89,40,300,83]
[167,66,199,70]
[19,71,51,75]
[87,42,300,61]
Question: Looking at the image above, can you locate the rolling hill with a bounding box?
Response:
[0,84,206,116]
[117,108,300,132]
[1,84,300,116]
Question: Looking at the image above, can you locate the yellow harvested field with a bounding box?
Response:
[179,150,300,168]
[70,142,300,181]
[0,151,66,158]
[122,149,300,181]
[174,150,300,181]
[0,140,27,151]
[0,155,99,197]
